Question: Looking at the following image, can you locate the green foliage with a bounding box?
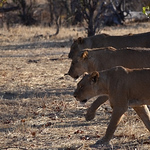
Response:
[0,0,7,7]
[143,5,150,18]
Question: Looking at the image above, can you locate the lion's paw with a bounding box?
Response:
[90,138,111,148]
[85,109,96,121]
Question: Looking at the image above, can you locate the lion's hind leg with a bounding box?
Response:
[133,105,150,131]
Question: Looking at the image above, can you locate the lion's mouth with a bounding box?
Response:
[74,75,79,79]
[81,99,87,103]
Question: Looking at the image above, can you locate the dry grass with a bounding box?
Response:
[0,22,150,150]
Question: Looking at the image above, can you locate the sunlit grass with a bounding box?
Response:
[0,22,150,149]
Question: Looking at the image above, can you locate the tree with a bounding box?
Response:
[72,0,129,37]
[0,0,19,13]
[0,0,7,7]
[13,0,37,25]
[47,0,72,36]
[0,0,37,26]
[76,0,105,36]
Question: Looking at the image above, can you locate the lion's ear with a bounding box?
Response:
[83,72,88,76]
[80,51,88,59]
[77,37,84,44]
[90,71,99,83]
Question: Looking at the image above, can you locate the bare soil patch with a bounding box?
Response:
[0,22,150,149]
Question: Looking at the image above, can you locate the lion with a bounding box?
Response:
[67,47,150,79]
[73,66,150,146]
[68,32,150,59]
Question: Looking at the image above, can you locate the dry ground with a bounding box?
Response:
[0,22,150,150]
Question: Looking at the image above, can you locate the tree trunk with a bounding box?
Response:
[88,8,95,37]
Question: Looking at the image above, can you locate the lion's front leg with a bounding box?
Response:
[91,106,127,147]
[85,95,108,121]
[103,107,127,142]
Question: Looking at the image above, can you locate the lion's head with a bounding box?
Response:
[68,47,116,79]
[68,37,85,59]
[68,50,89,79]
[73,71,107,103]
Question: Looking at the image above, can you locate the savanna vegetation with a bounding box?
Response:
[0,0,150,149]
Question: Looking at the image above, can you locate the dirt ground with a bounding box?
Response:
[0,22,150,150]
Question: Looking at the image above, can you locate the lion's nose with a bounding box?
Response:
[64,73,69,76]
[73,92,77,98]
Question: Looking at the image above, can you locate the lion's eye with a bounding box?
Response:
[79,85,83,89]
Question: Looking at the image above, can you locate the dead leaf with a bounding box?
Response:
[31,131,36,137]
[74,130,84,134]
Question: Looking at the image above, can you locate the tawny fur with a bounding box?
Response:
[68,47,150,79]
[69,32,150,59]
[74,66,150,145]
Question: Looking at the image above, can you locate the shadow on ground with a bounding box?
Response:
[0,40,71,51]
[0,88,74,100]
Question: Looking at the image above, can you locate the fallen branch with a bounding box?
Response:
[0,6,19,13]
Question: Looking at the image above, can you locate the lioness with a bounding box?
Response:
[69,32,150,59]
[68,47,150,79]
[74,66,150,145]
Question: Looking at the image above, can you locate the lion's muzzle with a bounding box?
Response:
[73,92,87,103]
